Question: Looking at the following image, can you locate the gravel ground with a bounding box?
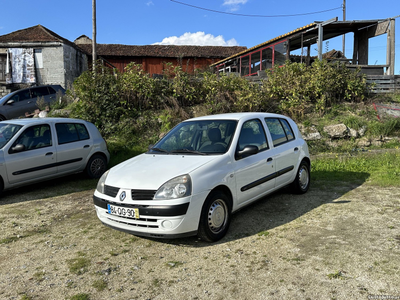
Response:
[0,175,399,300]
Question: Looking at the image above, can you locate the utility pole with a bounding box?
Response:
[92,0,97,72]
[342,0,346,55]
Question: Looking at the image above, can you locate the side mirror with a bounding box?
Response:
[6,100,14,105]
[235,145,258,160]
[10,144,26,154]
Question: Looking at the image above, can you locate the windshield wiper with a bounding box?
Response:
[149,147,170,154]
[170,149,207,155]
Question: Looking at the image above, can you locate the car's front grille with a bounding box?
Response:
[104,185,120,197]
[131,189,157,200]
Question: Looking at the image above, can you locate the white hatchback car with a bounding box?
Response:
[94,113,310,242]
[0,118,109,193]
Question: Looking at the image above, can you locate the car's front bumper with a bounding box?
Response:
[93,191,207,239]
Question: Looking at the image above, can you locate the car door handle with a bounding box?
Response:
[83,145,90,148]
[267,157,273,162]
[294,147,299,151]
[45,152,53,156]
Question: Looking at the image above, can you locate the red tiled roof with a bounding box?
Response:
[0,25,72,45]
[0,25,246,59]
[78,43,247,58]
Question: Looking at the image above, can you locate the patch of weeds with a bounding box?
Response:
[109,251,119,257]
[152,278,161,288]
[258,230,270,237]
[67,256,91,275]
[33,271,46,282]
[0,236,20,244]
[69,293,90,300]
[343,115,367,130]
[130,237,139,243]
[92,279,107,291]
[19,294,32,300]
[166,261,183,268]
[327,270,346,280]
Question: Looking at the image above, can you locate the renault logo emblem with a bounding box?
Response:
[120,191,126,201]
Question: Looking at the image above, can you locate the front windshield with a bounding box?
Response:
[149,120,237,155]
[0,123,23,149]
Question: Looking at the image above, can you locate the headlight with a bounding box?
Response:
[154,174,192,200]
[96,170,110,194]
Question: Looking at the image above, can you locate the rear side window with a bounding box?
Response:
[265,118,295,147]
[56,123,90,144]
[31,87,50,98]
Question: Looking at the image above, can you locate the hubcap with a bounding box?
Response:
[298,166,309,190]
[208,199,228,234]
[91,158,105,177]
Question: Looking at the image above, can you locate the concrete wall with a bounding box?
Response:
[35,46,64,87]
[63,44,88,89]
[35,44,88,89]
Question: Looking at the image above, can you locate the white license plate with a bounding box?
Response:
[107,204,139,219]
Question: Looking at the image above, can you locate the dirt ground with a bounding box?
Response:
[0,174,399,300]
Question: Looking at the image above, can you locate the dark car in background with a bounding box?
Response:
[0,85,65,120]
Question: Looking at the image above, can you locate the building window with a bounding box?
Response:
[261,47,273,70]
[251,52,261,75]
[274,42,287,67]
[241,55,250,76]
[34,49,43,69]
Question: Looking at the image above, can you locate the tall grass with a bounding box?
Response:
[312,150,400,187]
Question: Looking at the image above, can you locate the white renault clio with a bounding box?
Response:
[94,113,310,242]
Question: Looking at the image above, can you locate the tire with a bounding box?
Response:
[86,154,107,179]
[0,115,6,121]
[198,190,231,242]
[0,177,4,197]
[291,160,310,194]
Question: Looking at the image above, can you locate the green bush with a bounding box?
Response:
[261,60,368,118]
[67,59,372,152]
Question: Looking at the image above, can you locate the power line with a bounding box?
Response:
[170,0,342,18]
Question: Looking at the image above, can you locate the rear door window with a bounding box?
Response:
[56,123,90,145]
[265,118,295,147]
[30,87,50,98]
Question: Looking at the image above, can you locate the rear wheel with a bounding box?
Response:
[291,160,310,194]
[0,177,4,197]
[86,154,107,179]
[198,190,231,242]
[0,115,6,121]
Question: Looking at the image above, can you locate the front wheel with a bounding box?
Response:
[86,154,107,179]
[291,160,310,194]
[198,191,231,242]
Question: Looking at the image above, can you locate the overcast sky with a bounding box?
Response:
[0,0,399,73]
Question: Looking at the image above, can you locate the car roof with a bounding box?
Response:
[0,118,89,126]
[186,112,289,122]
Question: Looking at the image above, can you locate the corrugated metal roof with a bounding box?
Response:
[211,18,391,67]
